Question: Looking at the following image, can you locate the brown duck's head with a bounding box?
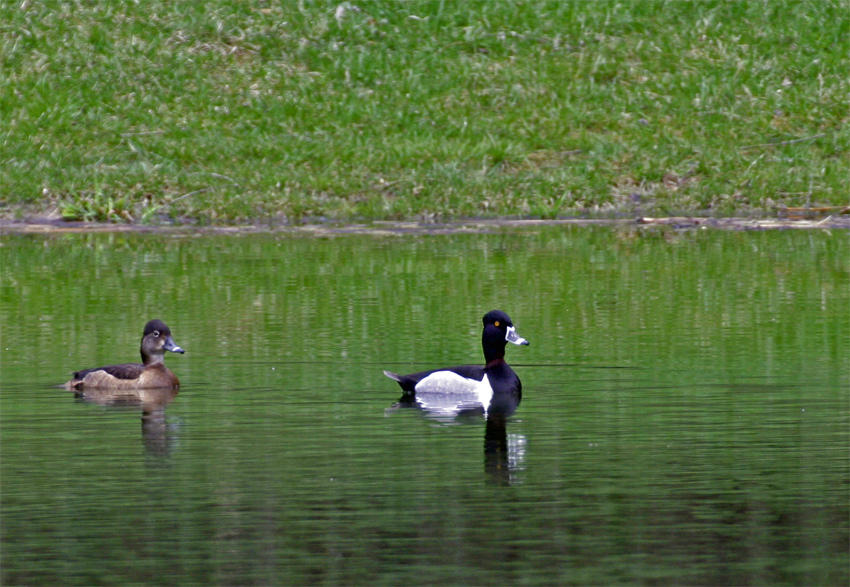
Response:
[141,319,185,364]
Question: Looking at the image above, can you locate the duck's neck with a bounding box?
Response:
[483,329,507,366]
[483,344,506,367]
[485,357,506,369]
[142,352,164,366]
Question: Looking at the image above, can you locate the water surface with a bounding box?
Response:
[1,226,848,585]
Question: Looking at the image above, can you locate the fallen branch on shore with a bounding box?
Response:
[778,205,850,219]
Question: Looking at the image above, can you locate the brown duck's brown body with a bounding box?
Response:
[67,363,180,391]
[66,319,185,391]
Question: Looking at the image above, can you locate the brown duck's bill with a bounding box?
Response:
[163,337,185,354]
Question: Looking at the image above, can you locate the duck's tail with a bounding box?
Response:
[382,370,402,382]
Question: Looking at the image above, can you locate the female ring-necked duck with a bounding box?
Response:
[66,319,185,391]
[384,310,529,416]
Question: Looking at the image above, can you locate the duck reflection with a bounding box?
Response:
[389,395,526,485]
[72,388,178,457]
[484,412,519,485]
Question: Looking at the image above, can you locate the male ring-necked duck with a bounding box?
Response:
[65,319,185,391]
[384,310,529,416]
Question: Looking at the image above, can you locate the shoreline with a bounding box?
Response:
[2,215,849,236]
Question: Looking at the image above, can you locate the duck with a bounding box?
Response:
[384,310,529,417]
[65,319,185,391]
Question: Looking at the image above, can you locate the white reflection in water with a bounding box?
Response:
[388,394,527,485]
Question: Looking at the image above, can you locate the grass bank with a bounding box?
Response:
[2,0,848,224]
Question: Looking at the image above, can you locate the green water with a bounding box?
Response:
[1,226,848,585]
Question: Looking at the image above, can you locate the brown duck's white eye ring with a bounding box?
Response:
[153,330,160,337]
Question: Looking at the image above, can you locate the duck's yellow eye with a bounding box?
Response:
[494,321,500,327]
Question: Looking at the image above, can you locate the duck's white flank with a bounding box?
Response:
[414,371,494,415]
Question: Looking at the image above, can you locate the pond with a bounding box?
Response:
[1,224,848,585]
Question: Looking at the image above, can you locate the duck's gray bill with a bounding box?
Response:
[164,337,185,354]
[506,326,529,346]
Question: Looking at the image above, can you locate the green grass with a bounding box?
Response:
[1,0,848,224]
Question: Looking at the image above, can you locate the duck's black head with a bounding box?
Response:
[141,319,185,364]
[481,310,528,364]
